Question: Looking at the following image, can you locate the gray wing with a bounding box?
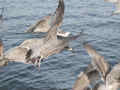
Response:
[19,38,44,49]
[73,64,100,90]
[44,0,65,43]
[83,43,110,81]
[4,46,29,63]
[106,63,120,87]
[26,0,65,33]
[30,37,68,59]
[25,14,52,33]
[51,0,65,26]
[44,25,58,43]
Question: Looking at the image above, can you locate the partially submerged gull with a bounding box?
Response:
[25,0,70,37]
[73,43,120,90]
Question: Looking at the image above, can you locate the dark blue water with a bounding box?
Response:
[0,0,120,90]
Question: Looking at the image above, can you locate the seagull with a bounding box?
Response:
[73,43,120,90]
[20,0,80,70]
[25,0,71,37]
[0,0,80,70]
[105,0,120,15]
[0,0,66,65]
[19,0,66,50]
[26,25,80,70]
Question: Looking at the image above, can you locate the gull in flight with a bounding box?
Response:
[73,43,120,90]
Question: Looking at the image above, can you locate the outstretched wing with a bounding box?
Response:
[25,14,53,33]
[83,43,110,81]
[44,0,65,42]
[52,0,65,26]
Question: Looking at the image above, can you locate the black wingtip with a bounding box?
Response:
[58,0,65,12]
[51,0,65,27]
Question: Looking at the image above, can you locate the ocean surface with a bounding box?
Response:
[0,0,120,90]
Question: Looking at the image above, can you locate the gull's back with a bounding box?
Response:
[19,38,45,49]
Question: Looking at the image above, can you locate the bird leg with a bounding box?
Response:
[35,56,43,71]
[38,57,42,71]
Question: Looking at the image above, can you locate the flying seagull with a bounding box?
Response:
[73,43,120,90]
[0,0,66,65]
[25,0,70,37]
[19,0,66,50]
[20,0,80,70]
[105,0,120,15]
[1,0,80,70]
[25,25,80,70]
